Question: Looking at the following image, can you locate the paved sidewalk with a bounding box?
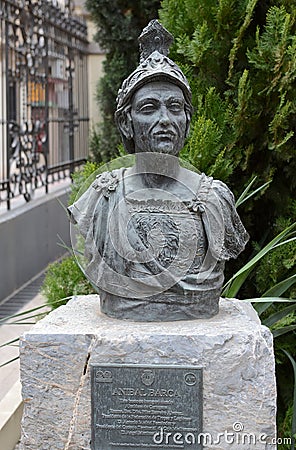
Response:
[0,292,49,450]
[0,292,49,401]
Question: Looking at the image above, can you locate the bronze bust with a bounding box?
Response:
[68,20,249,321]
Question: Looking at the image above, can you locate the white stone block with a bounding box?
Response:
[19,296,277,449]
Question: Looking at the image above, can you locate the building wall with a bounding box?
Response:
[74,1,105,127]
[0,187,71,302]
[88,52,105,126]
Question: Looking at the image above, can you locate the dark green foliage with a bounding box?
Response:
[88,124,105,165]
[180,87,236,181]
[160,0,296,292]
[69,161,101,204]
[85,0,161,162]
[256,218,296,299]
[276,344,296,448]
[160,0,296,440]
[41,257,96,310]
[278,402,294,449]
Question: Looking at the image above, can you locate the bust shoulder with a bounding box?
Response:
[211,178,236,206]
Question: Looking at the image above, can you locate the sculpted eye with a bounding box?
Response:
[138,102,157,113]
[168,101,184,112]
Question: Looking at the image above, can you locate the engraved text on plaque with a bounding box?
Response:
[91,364,203,449]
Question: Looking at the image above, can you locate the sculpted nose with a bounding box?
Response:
[159,107,170,125]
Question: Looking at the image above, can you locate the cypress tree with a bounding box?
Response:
[160,0,296,297]
[160,0,296,436]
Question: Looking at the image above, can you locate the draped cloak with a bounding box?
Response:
[68,168,249,320]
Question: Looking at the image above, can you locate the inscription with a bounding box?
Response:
[91,364,202,450]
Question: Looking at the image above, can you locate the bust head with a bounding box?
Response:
[116,80,192,156]
[115,20,193,154]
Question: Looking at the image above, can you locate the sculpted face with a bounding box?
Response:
[129,81,189,155]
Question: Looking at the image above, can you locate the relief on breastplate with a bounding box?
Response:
[126,198,207,276]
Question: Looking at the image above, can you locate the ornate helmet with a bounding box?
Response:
[115,20,193,153]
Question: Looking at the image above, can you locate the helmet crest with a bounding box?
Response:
[116,20,192,111]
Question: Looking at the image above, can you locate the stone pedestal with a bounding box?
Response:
[20,296,276,449]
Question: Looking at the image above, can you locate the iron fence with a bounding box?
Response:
[0,0,89,209]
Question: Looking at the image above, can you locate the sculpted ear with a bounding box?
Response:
[185,104,192,139]
[116,107,133,140]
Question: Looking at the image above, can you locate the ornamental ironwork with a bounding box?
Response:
[0,0,89,209]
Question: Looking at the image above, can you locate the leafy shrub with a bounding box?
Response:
[160,0,296,276]
[41,256,96,310]
[69,161,101,205]
[160,0,296,441]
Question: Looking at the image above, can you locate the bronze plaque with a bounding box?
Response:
[91,364,203,449]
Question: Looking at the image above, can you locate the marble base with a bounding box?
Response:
[19,295,277,449]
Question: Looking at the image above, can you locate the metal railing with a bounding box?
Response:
[0,0,89,209]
